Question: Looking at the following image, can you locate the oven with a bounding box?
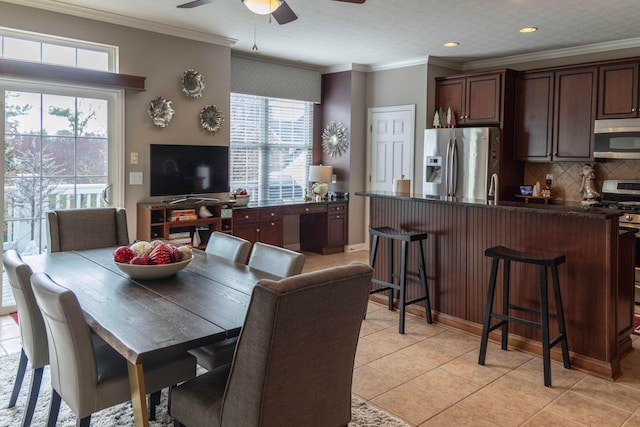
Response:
[619,215,640,304]
[602,180,640,304]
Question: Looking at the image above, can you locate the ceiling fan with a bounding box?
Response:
[177,0,366,25]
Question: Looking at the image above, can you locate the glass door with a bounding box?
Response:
[1,84,123,314]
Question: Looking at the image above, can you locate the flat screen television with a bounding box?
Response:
[149,144,229,197]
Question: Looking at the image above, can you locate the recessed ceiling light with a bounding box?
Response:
[443,42,459,47]
[519,27,538,33]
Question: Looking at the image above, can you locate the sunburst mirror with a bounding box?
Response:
[322,121,349,157]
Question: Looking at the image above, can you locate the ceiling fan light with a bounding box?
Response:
[242,0,282,15]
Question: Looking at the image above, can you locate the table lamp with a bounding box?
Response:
[308,165,333,201]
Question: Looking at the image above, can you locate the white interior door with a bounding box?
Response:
[365,105,416,245]
[367,105,415,193]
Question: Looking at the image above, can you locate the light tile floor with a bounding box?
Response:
[1,250,638,427]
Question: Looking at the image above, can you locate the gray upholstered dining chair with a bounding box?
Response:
[205,231,251,264]
[30,272,197,427]
[46,207,129,252]
[189,240,304,372]
[3,249,48,427]
[172,262,374,427]
[247,241,305,278]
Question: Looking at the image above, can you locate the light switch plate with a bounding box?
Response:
[129,171,143,185]
[130,152,139,165]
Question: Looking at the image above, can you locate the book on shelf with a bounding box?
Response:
[170,210,198,222]
[168,231,190,240]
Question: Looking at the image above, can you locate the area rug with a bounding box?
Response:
[634,314,640,336]
[9,311,18,325]
[0,352,407,426]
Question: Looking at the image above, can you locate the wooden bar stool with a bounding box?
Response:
[368,226,432,334]
[478,245,571,387]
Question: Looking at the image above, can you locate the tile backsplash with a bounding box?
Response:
[524,160,640,202]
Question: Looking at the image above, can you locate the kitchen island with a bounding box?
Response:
[356,191,636,379]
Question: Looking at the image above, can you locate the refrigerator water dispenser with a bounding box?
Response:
[425,156,442,183]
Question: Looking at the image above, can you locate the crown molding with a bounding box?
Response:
[462,36,640,71]
[1,0,237,47]
[321,63,369,74]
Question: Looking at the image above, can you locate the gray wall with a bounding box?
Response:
[0,2,231,240]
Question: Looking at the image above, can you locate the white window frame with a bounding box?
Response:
[0,26,118,72]
[230,93,313,203]
[0,77,125,207]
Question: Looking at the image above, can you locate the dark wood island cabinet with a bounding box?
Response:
[357,191,635,380]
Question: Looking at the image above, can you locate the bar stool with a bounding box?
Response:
[369,226,432,334]
[478,245,571,387]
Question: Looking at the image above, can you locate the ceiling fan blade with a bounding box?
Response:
[333,0,366,3]
[272,1,298,25]
[177,0,217,8]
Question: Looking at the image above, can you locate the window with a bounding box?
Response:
[0,27,116,72]
[230,93,313,203]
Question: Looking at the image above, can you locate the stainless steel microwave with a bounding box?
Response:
[594,118,640,159]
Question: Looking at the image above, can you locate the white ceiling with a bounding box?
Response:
[7,0,640,71]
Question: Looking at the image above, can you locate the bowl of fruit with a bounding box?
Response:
[232,188,250,206]
[113,241,193,280]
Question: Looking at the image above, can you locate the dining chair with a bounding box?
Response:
[189,232,250,372]
[172,262,374,427]
[46,207,129,252]
[204,231,251,264]
[30,272,197,426]
[190,240,304,372]
[247,241,305,278]
[3,250,48,427]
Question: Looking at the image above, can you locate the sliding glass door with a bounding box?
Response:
[1,81,124,314]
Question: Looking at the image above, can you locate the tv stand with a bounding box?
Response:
[137,200,234,249]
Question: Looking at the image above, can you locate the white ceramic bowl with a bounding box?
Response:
[233,194,250,207]
[114,255,192,280]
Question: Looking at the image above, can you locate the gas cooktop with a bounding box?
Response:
[599,180,640,212]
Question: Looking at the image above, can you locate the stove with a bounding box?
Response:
[601,180,640,304]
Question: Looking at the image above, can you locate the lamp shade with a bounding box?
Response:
[308,165,333,183]
[242,0,282,15]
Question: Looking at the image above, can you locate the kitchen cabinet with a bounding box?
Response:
[597,61,640,119]
[514,67,597,161]
[233,207,283,247]
[435,70,515,126]
[514,72,554,160]
[553,67,597,160]
[300,202,347,255]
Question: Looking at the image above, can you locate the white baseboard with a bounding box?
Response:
[345,243,368,253]
[285,243,301,251]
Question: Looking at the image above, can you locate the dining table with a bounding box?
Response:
[24,246,280,427]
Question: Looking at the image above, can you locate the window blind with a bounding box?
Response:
[230,93,313,203]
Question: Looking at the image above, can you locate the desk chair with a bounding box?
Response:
[205,232,251,264]
[31,272,196,426]
[46,207,129,253]
[3,250,48,427]
[172,262,373,427]
[247,242,305,278]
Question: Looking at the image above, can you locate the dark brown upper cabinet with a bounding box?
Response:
[597,62,640,119]
[436,71,514,126]
[514,67,596,162]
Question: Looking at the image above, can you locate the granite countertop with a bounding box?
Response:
[354,190,622,219]
[232,198,348,209]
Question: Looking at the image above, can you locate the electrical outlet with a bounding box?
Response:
[546,174,553,186]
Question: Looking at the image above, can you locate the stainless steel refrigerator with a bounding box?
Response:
[424,127,501,201]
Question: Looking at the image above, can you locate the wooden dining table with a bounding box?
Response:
[24,246,279,427]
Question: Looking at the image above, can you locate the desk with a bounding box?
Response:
[25,247,278,427]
